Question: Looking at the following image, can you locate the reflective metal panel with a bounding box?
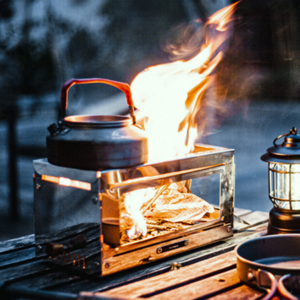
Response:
[33,143,234,276]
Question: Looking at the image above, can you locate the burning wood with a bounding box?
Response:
[146,224,167,231]
[140,184,171,215]
[121,181,214,243]
[143,183,214,223]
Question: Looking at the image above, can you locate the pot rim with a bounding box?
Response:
[235,234,300,272]
[64,115,133,128]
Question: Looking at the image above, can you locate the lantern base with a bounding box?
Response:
[268,207,300,234]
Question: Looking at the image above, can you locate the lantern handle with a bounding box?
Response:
[273,127,297,147]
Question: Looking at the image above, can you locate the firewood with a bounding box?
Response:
[147,224,167,230]
[140,184,171,214]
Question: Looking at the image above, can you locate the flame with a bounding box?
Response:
[207,2,239,32]
[131,2,238,163]
[123,188,156,238]
[124,2,238,239]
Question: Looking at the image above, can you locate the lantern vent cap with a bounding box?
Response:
[261,127,300,163]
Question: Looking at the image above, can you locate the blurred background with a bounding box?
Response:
[1,0,300,241]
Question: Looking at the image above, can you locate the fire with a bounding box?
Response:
[123,2,238,239]
[123,188,156,239]
[131,1,239,163]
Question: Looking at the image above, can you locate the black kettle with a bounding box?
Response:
[46,78,148,170]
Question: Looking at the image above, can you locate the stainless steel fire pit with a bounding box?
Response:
[33,144,234,276]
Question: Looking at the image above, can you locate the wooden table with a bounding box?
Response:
[0,209,269,299]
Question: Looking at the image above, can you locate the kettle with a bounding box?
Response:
[47,78,148,170]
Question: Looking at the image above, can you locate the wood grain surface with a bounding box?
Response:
[0,210,269,299]
[100,251,265,300]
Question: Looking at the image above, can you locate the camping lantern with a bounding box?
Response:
[261,127,300,234]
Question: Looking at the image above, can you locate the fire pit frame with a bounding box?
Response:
[33,143,234,276]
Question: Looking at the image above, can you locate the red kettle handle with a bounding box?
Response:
[61,78,136,123]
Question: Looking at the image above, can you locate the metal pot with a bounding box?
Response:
[235,235,300,299]
[102,218,120,246]
[47,78,148,170]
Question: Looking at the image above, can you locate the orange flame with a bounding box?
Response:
[207,2,239,31]
[131,2,238,163]
[124,2,238,239]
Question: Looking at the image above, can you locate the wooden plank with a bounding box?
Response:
[171,223,267,268]
[0,240,100,283]
[0,235,101,282]
[241,211,269,225]
[78,291,142,300]
[234,211,268,232]
[0,260,53,282]
[0,234,35,253]
[0,247,36,267]
[205,284,264,300]
[234,208,252,217]
[142,269,241,300]
[0,224,99,268]
[12,270,82,289]
[103,251,237,298]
